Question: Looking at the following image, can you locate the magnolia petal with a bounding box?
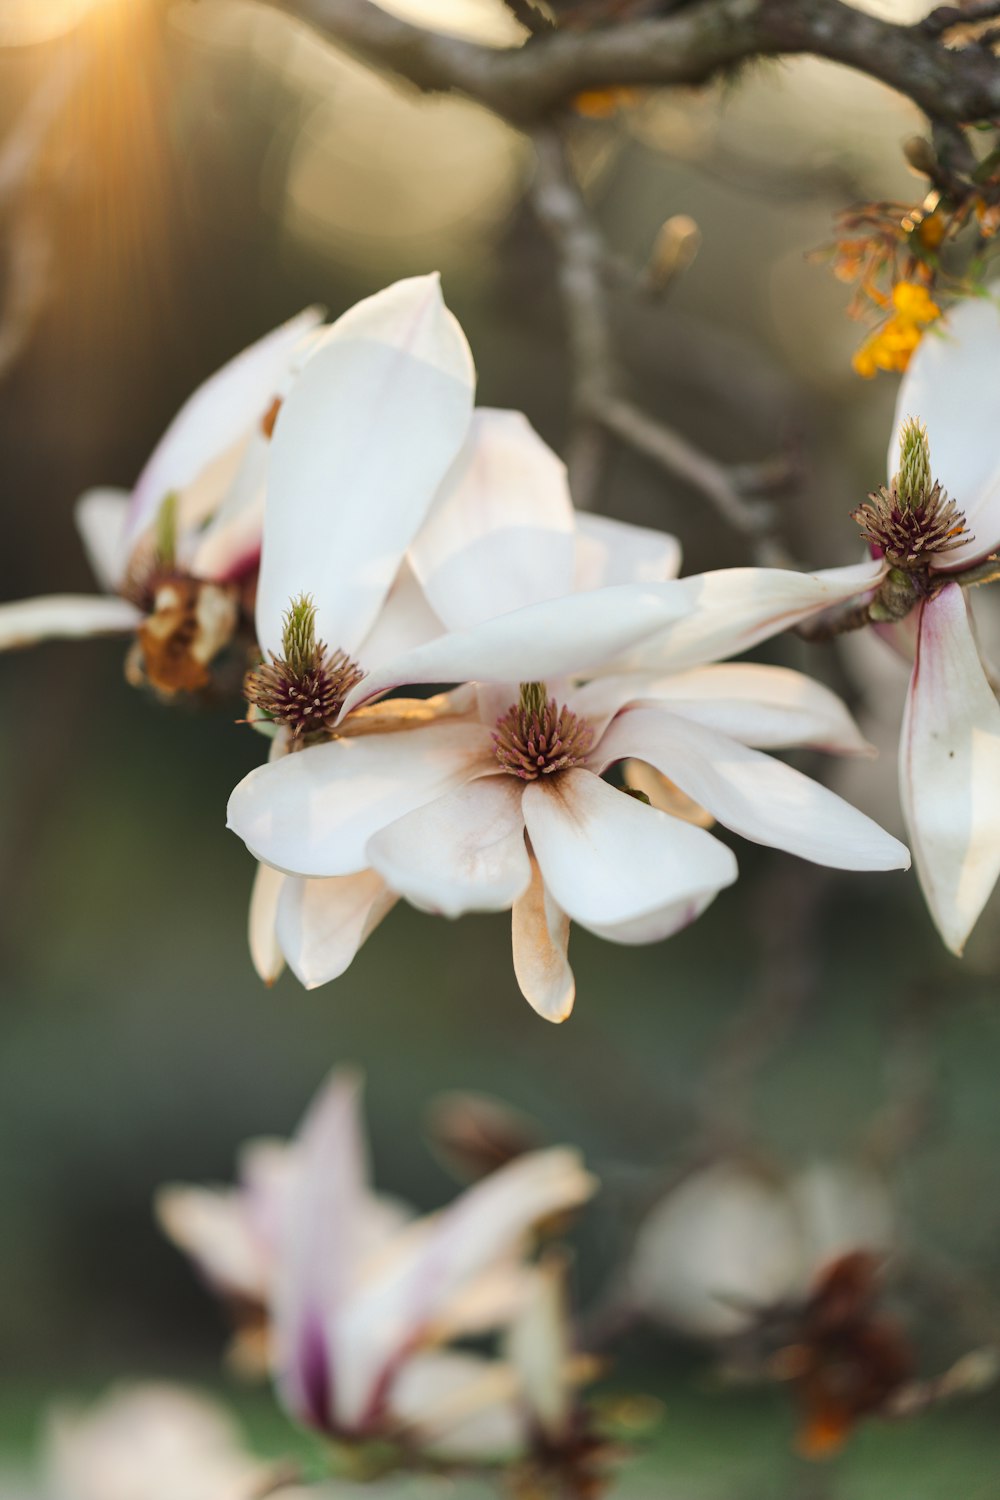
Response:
[127,307,322,545]
[275,870,396,989]
[155,1185,270,1304]
[409,408,576,630]
[606,560,887,675]
[583,888,721,946]
[248,862,286,985]
[227,721,495,879]
[256,275,475,658]
[367,776,532,918]
[331,1147,596,1428]
[390,1352,524,1461]
[340,582,694,716]
[0,593,142,649]
[511,857,575,1023]
[890,294,1000,567]
[354,560,444,673]
[74,487,131,591]
[900,584,1000,954]
[505,1260,572,1444]
[598,705,909,871]
[573,512,681,590]
[275,1070,371,1430]
[522,769,738,934]
[630,662,873,754]
[188,432,268,582]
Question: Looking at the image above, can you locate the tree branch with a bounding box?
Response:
[266,0,1000,125]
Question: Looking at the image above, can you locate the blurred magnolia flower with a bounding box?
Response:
[628,1157,894,1341]
[160,1070,596,1462]
[42,1383,305,1500]
[0,307,322,697]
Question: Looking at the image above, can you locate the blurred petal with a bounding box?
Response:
[573,511,681,589]
[367,776,532,918]
[227,722,494,878]
[0,594,141,649]
[409,408,576,630]
[155,1185,270,1304]
[628,663,873,753]
[188,434,268,582]
[598,706,909,870]
[522,769,738,934]
[276,870,396,989]
[506,1260,572,1444]
[607,560,887,675]
[511,856,575,1023]
[890,294,1000,567]
[390,1352,524,1461]
[74,488,130,591]
[341,582,694,716]
[256,275,475,657]
[900,584,1000,953]
[127,307,322,545]
[276,1071,371,1429]
[248,862,286,986]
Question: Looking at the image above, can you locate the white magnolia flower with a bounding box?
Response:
[241,393,688,989]
[42,1384,306,1500]
[230,467,907,1018]
[629,1158,894,1340]
[160,1070,596,1458]
[0,307,323,695]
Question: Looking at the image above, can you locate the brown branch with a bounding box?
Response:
[265,0,1000,125]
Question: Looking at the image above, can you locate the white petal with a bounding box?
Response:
[256,275,475,657]
[155,1185,270,1304]
[890,294,1000,566]
[367,776,531,918]
[606,560,887,675]
[900,584,1000,953]
[505,1260,572,1444]
[628,662,873,754]
[188,433,268,582]
[511,857,575,1022]
[126,307,322,546]
[248,862,286,985]
[573,511,681,589]
[522,768,738,934]
[276,870,396,989]
[390,1352,524,1461]
[354,559,444,673]
[409,408,576,630]
[0,594,141,649]
[275,1070,371,1429]
[227,721,495,878]
[341,582,694,717]
[598,705,909,871]
[74,488,130,591]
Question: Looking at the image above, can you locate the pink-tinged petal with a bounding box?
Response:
[355,560,444,673]
[522,769,738,935]
[275,1070,371,1430]
[0,594,142,650]
[340,583,694,716]
[367,776,531,918]
[248,862,286,986]
[74,488,130,592]
[227,721,495,879]
[573,512,681,589]
[511,857,575,1023]
[188,434,268,582]
[598,705,909,871]
[256,275,475,658]
[890,294,1000,567]
[126,307,323,546]
[331,1147,596,1428]
[900,584,1000,954]
[275,870,396,989]
[155,1185,271,1304]
[628,663,873,754]
[409,408,576,630]
[606,560,887,675]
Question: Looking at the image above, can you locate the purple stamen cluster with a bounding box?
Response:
[493,697,594,780]
[852,482,971,567]
[245,646,363,741]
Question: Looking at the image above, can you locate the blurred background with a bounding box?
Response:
[2,0,1000,1494]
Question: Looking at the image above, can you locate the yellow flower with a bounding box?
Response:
[890,280,940,322]
[852,281,940,378]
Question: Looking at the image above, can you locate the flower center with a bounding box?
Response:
[493,683,594,781]
[244,594,363,743]
[852,483,970,568]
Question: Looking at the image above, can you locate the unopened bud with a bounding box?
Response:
[645,214,701,292]
[896,417,932,509]
[903,136,938,180]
